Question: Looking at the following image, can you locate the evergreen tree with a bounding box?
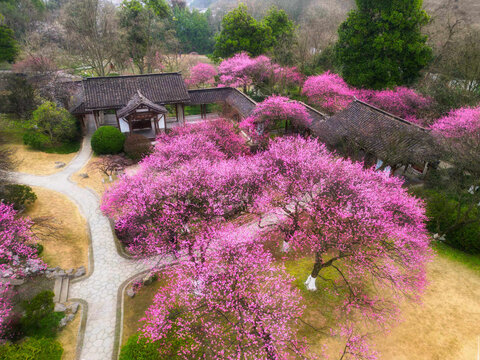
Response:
[213,4,272,59]
[173,6,214,54]
[335,0,432,89]
[0,23,17,63]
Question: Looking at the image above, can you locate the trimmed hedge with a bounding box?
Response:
[124,134,152,161]
[119,334,161,360]
[91,126,125,155]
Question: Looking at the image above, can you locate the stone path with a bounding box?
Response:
[11,130,158,360]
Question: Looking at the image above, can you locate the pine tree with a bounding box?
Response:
[335,0,432,89]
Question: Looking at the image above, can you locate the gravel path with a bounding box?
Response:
[11,131,158,360]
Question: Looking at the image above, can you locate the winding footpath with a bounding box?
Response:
[11,130,157,360]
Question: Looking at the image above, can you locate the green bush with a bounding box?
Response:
[20,291,64,339]
[91,126,125,155]
[30,102,78,144]
[23,131,51,150]
[414,188,480,253]
[119,334,162,360]
[124,134,152,161]
[0,337,63,360]
[0,184,37,210]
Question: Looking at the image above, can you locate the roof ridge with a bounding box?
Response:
[188,87,234,92]
[352,98,430,131]
[84,72,182,80]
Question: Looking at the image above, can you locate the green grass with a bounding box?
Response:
[42,140,81,154]
[433,241,480,273]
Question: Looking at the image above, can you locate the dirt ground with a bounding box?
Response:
[24,187,89,271]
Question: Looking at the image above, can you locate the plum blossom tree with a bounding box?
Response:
[186,63,217,89]
[0,284,12,340]
[303,72,432,124]
[239,96,311,144]
[430,105,480,170]
[256,137,431,338]
[218,52,272,92]
[357,87,431,125]
[141,227,307,359]
[0,203,45,278]
[302,71,356,113]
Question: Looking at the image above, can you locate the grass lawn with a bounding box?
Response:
[57,306,82,360]
[122,248,480,359]
[0,115,79,175]
[122,281,164,345]
[24,187,89,271]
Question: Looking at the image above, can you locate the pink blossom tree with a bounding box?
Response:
[0,203,45,339]
[357,87,431,125]
[218,52,272,92]
[256,137,431,342]
[0,203,45,278]
[186,63,218,89]
[141,227,307,359]
[302,71,356,113]
[239,96,312,144]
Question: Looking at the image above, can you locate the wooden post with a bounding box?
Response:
[128,116,133,135]
[115,111,120,130]
[175,104,179,123]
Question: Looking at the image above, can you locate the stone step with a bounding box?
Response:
[59,277,70,303]
[53,277,63,303]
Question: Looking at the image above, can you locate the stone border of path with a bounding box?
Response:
[69,299,88,360]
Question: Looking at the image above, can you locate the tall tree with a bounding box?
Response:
[119,0,170,74]
[0,21,17,63]
[62,0,121,76]
[262,6,295,65]
[335,0,433,89]
[213,4,272,59]
[172,6,214,54]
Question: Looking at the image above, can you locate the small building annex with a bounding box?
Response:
[70,73,257,139]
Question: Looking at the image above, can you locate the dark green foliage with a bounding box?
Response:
[0,24,18,63]
[30,102,78,144]
[20,291,64,339]
[213,4,273,59]
[0,184,37,210]
[415,187,480,254]
[4,75,37,119]
[124,134,152,161]
[173,6,214,54]
[119,334,162,360]
[263,6,295,65]
[91,126,126,155]
[120,329,188,360]
[335,0,433,89]
[0,337,63,360]
[23,131,50,150]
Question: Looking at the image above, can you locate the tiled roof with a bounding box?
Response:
[310,100,439,164]
[83,73,190,111]
[117,90,168,118]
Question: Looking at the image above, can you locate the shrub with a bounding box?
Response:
[119,331,186,360]
[0,337,63,360]
[91,126,126,155]
[414,188,480,253]
[0,184,37,211]
[124,134,152,161]
[119,334,162,360]
[23,131,50,150]
[30,102,78,144]
[20,291,64,338]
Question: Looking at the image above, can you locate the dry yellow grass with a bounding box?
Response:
[122,281,164,345]
[373,255,480,359]
[10,143,77,176]
[58,308,82,360]
[25,187,89,270]
[72,157,117,197]
[120,253,480,359]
